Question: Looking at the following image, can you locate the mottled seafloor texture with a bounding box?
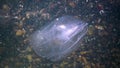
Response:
[0,0,120,68]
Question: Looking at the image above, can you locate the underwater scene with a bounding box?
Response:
[0,0,119,68]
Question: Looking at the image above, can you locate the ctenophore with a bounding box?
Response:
[30,15,88,62]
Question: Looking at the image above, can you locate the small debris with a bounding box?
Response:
[69,1,76,8]
[87,25,95,35]
[80,50,92,55]
[16,29,26,36]
[4,65,9,68]
[77,56,91,68]
[41,13,50,20]
[26,55,32,62]
[2,4,10,11]
[95,25,104,30]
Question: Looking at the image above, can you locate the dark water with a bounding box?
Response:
[0,0,119,68]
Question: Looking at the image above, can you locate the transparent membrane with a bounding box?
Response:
[30,15,88,61]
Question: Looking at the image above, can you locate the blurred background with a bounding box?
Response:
[0,0,120,68]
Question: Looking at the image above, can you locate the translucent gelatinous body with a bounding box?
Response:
[30,16,88,61]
